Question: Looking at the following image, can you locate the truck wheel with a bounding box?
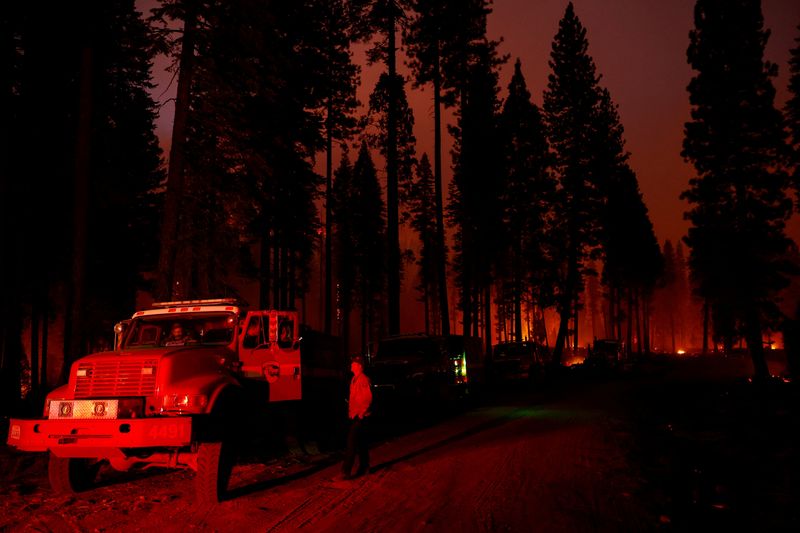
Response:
[48,454,100,494]
[196,442,233,505]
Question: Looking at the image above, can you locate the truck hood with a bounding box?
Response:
[78,345,235,362]
[69,346,237,400]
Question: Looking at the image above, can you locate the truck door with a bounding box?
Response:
[268,316,301,402]
[238,311,302,402]
[239,312,271,378]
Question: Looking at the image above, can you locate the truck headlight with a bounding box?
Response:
[162,394,208,411]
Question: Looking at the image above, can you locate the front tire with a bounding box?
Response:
[196,442,233,505]
[48,454,100,494]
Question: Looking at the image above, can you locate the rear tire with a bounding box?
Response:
[48,454,100,494]
[196,442,233,505]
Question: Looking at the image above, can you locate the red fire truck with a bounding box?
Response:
[6,299,336,504]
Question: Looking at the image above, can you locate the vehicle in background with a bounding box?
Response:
[585,339,623,369]
[489,341,547,383]
[369,334,485,406]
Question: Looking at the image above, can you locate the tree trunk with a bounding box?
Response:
[324,99,333,334]
[40,292,48,392]
[282,246,290,309]
[702,299,709,355]
[473,286,480,337]
[0,310,22,415]
[607,286,615,339]
[156,9,196,300]
[484,285,492,357]
[782,307,800,382]
[643,295,651,354]
[423,285,430,335]
[259,230,271,309]
[64,45,92,377]
[196,211,210,298]
[288,250,296,309]
[513,243,522,342]
[745,307,769,380]
[462,265,472,340]
[361,284,367,354]
[553,303,569,366]
[30,300,39,403]
[273,241,281,309]
[572,292,579,350]
[635,288,642,356]
[342,308,350,361]
[626,290,633,358]
[539,305,549,347]
[670,310,676,353]
[386,11,400,335]
[433,54,449,335]
[553,269,576,364]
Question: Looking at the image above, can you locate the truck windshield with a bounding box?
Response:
[122,312,236,349]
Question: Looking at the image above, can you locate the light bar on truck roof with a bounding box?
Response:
[133,305,240,318]
[133,299,241,318]
[150,298,240,308]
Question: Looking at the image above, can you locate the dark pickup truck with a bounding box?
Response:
[368,335,485,404]
[489,341,547,383]
[585,339,623,369]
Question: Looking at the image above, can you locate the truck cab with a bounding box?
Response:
[6,299,308,505]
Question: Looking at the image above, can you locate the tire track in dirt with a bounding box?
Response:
[299,405,543,531]
[265,468,391,532]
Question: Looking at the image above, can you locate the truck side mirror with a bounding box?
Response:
[114,321,129,349]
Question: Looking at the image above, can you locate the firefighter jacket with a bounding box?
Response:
[348,372,372,419]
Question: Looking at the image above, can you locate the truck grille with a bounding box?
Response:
[74,359,158,398]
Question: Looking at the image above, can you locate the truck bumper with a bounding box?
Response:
[6,417,193,456]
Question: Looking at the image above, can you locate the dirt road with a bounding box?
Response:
[1,375,658,533]
[5,356,798,532]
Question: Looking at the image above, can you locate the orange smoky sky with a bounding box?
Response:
[138,0,800,331]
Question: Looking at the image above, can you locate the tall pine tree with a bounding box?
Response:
[543,3,605,364]
[448,40,504,352]
[497,59,554,342]
[352,0,409,334]
[787,25,800,200]
[332,143,386,355]
[409,154,440,334]
[305,0,361,334]
[405,0,498,336]
[682,0,792,379]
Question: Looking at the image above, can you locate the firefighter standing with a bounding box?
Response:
[342,355,372,479]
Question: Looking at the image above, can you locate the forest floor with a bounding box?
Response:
[1,353,797,532]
